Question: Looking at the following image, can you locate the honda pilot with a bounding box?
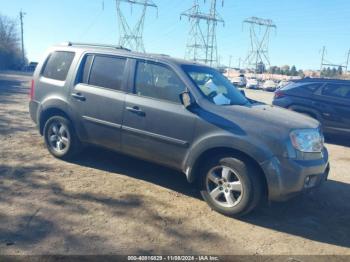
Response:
[29,42,330,216]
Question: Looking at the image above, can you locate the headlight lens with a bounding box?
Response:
[290,129,324,152]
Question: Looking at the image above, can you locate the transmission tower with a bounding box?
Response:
[243,17,276,73]
[320,46,350,74]
[181,0,224,67]
[116,0,157,52]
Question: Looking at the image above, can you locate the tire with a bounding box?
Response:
[43,115,81,160]
[198,154,264,217]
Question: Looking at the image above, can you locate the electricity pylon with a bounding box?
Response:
[181,0,224,67]
[116,0,157,52]
[320,46,350,73]
[243,17,276,73]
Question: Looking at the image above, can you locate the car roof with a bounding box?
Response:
[293,77,350,84]
[53,42,209,68]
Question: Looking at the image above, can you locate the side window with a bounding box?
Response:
[303,83,320,92]
[322,84,350,99]
[88,55,126,91]
[135,61,185,103]
[42,51,75,81]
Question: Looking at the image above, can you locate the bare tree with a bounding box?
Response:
[0,14,24,70]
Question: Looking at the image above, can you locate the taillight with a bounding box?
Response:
[30,79,35,100]
[274,90,285,99]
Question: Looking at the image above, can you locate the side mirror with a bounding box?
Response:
[240,89,246,97]
[180,91,195,108]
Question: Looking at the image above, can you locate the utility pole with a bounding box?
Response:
[19,10,26,67]
[181,0,224,67]
[243,17,276,73]
[116,0,157,52]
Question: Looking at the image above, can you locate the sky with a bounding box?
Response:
[2,0,350,70]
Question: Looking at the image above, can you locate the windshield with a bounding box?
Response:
[182,65,249,106]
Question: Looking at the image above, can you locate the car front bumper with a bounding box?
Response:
[261,148,329,201]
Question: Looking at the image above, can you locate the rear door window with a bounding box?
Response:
[87,55,126,91]
[322,84,350,100]
[42,51,75,81]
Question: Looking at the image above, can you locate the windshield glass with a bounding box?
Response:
[182,65,249,106]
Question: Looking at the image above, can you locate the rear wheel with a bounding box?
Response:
[43,115,81,159]
[198,155,264,217]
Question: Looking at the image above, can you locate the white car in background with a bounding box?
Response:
[246,78,259,89]
[231,75,246,87]
[277,80,290,89]
[262,80,277,91]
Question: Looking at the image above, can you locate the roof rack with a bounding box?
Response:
[61,42,131,51]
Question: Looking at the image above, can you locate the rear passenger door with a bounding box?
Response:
[71,54,128,150]
[315,83,350,133]
[121,60,197,169]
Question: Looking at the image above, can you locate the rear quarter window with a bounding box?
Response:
[42,51,75,81]
[303,83,321,92]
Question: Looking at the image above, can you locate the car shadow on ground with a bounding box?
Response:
[70,146,201,200]
[0,162,222,254]
[71,146,350,249]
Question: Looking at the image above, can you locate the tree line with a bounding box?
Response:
[0,13,25,70]
[267,65,304,77]
[320,66,343,78]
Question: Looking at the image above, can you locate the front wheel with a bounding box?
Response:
[43,115,81,160]
[198,155,264,217]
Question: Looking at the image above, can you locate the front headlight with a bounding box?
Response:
[290,129,324,153]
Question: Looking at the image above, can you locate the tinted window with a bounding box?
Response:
[88,56,126,90]
[135,62,185,103]
[303,83,320,92]
[322,84,350,99]
[42,51,75,81]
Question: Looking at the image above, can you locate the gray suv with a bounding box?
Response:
[29,43,330,216]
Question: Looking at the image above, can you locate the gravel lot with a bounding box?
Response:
[0,72,349,256]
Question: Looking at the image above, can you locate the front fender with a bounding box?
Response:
[182,132,273,182]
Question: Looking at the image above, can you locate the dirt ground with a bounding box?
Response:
[0,72,349,255]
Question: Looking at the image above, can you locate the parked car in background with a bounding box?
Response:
[231,74,246,87]
[277,80,290,89]
[29,43,329,217]
[262,80,277,91]
[273,78,350,135]
[24,62,38,72]
[246,78,259,89]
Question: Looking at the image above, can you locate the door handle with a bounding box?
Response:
[71,93,86,101]
[126,106,145,116]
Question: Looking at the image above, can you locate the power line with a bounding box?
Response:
[116,0,158,52]
[181,0,224,67]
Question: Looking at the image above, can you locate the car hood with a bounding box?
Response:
[214,102,320,137]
